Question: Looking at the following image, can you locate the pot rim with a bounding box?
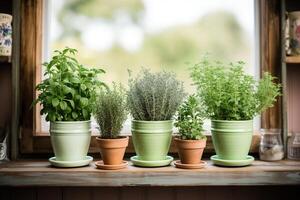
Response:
[211,119,253,123]
[50,120,91,124]
[174,137,207,142]
[96,136,129,141]
[132,119,173,123]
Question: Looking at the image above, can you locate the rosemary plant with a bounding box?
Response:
[94,84,128,139]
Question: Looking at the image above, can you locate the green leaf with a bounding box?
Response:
[68,100,75,108]
[80,84,87,91]
[80,97,89,107]
[60,101,67,110]
[52,98,59,107]
[72,112,78,119]
[82,109,88,119]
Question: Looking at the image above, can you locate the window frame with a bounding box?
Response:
[18,0,280,155]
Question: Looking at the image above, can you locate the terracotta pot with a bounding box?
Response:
[175,138,206,164]
[96,136,129,165]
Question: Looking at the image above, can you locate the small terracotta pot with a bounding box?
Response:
[175,138,206,164]
[96,136,129,165]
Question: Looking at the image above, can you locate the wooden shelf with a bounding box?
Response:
[0,56,11,63]
[0,159,300,187]
[286,56,300,64]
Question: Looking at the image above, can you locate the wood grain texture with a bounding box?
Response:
[259,0,282,129]
[0,160,299,187]
[63,187,91,200]
[286,56,300,63]
[92,187,120,200]
[11,188,36,200]
[20,0,43,153]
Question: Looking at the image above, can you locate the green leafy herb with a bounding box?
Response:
[190,57,281,120]
[94,83,128,139]
[33,47,106,122]
[127,69,186,121]
[175,95,206,140]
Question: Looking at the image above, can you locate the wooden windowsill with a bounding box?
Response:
[0,160,299,187]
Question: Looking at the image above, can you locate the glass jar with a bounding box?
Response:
[259,129,284,161]
[288,132,300,160]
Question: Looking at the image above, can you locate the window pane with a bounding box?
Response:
[42,0,256,134]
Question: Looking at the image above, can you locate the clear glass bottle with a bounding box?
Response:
[259,129,284,161]
[288,132,300,160]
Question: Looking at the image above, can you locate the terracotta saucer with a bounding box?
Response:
[174,160,207,169]
[95,160,128,170]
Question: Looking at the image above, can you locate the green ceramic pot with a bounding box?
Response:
[50,120,92,161]
[131,120,173,161]
[211,120,253,160]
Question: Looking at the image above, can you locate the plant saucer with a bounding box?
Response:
[95,160,128,170]
[174,160,207,169]
[130,156,173,167]
[210,155,254,167]
[49,156,93,168]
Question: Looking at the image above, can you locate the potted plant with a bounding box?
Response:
[174,95,207,169]
[34,47,106,167]
[94,83,129,170]
[190,58,281,167]
[127,69,185,167]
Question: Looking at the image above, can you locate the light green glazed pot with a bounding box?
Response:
[211,120,253,160]
[50,120,92,161]
[131,120,173,161]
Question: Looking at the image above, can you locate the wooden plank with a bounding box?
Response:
[37,187,62,200]
[92,187,120,200]
[0,187,12,200]
[176,187,205,200]
[20,0,43,153]
[259,0,282,129]
[146,188,174,200]
[120,187,145,200]
[0,160,299,187]
[286,56,300,63]
[12,188,36,200]
[63,187,91,200]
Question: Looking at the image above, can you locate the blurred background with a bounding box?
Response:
[42,0,256,133]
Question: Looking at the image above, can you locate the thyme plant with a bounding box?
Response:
[127,69,186,121]
[94,84,128,139]
[34,47,106,122]
[190,58,281,120]
[175,95,206,140]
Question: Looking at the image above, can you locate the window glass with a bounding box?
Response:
[42,0,256,134]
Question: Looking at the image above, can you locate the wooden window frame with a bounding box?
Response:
[18,0,280,156]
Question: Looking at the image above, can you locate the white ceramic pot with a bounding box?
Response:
[288,11,300,56]
[0,13,12,56]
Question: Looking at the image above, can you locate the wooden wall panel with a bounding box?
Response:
[11,188,36,200]
[37,187,62,200]
[120,187,145,200]
[287,65,300,132]
[0,186,299,200]
[92,188,120,200]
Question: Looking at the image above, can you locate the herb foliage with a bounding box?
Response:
[190,58,281,120]
[175,95,206,140]
[127,69,186,121]
[94,83,128,139]
[34,47,106,122]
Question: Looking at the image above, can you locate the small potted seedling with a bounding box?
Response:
[127,69,185,167]
[190,57,281,167]
[34,47,106,167]
[174,95,207,169]
[94,84,129,170]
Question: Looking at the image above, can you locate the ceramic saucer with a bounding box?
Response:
[130,156,173,167]
[95,160,128,170]
[210,155,254,167]
[49,156,93,168]
[174,160,207,169]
